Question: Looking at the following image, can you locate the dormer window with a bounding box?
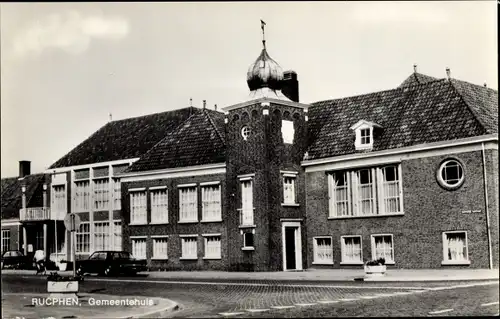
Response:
[350,120,382,151]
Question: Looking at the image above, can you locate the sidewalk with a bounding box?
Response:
[1,292,178,319]
[2,268,499,282]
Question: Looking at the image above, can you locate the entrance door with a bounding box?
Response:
[285,227,296,270]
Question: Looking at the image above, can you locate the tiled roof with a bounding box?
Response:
[126,108,226,172]
[49,107,196,169]
[307,78,493,160]
[1,174,46,219]
[399,72,439,88]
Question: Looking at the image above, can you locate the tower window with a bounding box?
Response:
[281,120,294,144]
[241,126,251,141]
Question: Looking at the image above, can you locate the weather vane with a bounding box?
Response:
[261,19,266,49]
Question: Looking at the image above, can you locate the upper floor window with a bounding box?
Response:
[74,180,90,212]
[328,165,403,218]
[151,188,168,224]
[179,185,198,222]
[281,120,295,144]
[112,178,121,210]
[239,176,254,226]
[241,126,251,141]
[437,159,465,190]
[350,120,381,151]
[51,185,67,213]
[130,190,147,224]
[282,172,298,205]
[93,178,110,211]
[360,128,371,145]
[201,183,221,222]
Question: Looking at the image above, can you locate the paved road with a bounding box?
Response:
[1,274,498,318]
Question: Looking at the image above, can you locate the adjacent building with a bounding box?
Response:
[2,32,497,271]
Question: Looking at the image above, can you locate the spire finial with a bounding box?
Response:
[260,19,266,49]
[413,64,417,73]
[189,98,193,107]
[109,113,112,122]
[446,67,451,80]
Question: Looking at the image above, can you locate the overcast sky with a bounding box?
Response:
[1,2,497,178]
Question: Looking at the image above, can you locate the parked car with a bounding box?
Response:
[75,251,147,276]
[1,250,30,269]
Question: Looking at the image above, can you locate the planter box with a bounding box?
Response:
[364,265,386,277]
[47,280,79,299]
[57,262,68,271]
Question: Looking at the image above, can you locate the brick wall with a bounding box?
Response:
[122,173,227,271]
[306,150,494,269]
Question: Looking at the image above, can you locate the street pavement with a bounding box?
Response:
[1,273,498,318]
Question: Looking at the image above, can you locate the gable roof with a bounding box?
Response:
[1,174,46,219]
[307,77,494,161]
[125,108,226,172]
[49,107,196,169]
[399,72,439,88]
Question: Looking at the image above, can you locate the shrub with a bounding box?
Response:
[47,272,83,282]
[366,258,385,266]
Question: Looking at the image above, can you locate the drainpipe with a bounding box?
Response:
[481,142,493,269]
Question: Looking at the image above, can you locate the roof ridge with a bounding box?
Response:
[109,106,195,123]
[203,109,226,146]
[447,80,490,134]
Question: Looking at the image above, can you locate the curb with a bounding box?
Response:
[353,277,500,282]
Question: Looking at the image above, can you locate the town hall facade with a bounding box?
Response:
[2,29,498,271]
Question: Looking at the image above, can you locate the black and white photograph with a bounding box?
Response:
[1,1,498,318]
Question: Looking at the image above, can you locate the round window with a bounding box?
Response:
[241,126,251,141]
[437,159,465,190]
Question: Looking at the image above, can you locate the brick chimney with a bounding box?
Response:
[19,161,31,178]
[282,70,299,102]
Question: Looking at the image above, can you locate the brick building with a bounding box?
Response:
[9,33,495,271]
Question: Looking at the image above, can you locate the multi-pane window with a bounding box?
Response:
[371,234,394,263]
[74,180,90,212]
[243,232,254,248]
[379,166,401,214]
[151,188,168,223]
[93,178,110,211]
[179,187,198,222]
[131,238,146,259]
[2,230,10,252]
[76,222,90,253]
[113,178,121,210]
[356,169,375,216]
[201,184,221,221]
[204,235,221,259]
[341,236,362,263]
[94,222,110,251]
[283,176,296,204]
[152,237,168,259]
[443,231,469,263]
[240,179,254,225]
[113,221,122,251]
[438,159,465,189]
[313,237,333,264]
[360,128,371,145]
[329,165,402,218]
[181,236,198,259]
[329,172,350,217]
[130,191,147,224]
[52,185,67,213]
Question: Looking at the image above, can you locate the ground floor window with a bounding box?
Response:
[442,231,469,264]
[341,235,362,264]
[371,234,394,263]
[203,235,221,259]
[1,229,10,252]
[94,222,110,251]
[152,237,168,259]
[313,237,333,264]
[76,223,90,253]
[243,232,254,249]
[181,236,198,259]
[113,221,122,251]
[131,237,147,259]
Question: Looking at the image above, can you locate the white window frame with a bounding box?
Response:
[150,187,168,224]
[313,236,333,265]
[76,222,90,254]
[112,220,122,251]
[130,189,147,225]
[93,221,110,251]
[442,231,470,265]
[152,236,169,260]
[74,180,90,212]
[112,178,121,210]
[354,126,374,150]
[370,234,395,264]
[377,165,403,215]
[202,234,222,259]
[328,171,351,217]
[93,177,110,211]
[353,168,377,216]
[282,172,298,206]
[130,236,147,260]
[2,229,11,252]
[201,182,222,222]
[51,184,67,215]
[242,231,255,250]
[180,235,198,260]
[239,176,254,226]
[340,235,363,265]
[178,185,198,223]
[437,159,465,190]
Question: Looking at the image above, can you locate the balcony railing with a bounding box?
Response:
[20,207,65,221]
[239,208,254,226]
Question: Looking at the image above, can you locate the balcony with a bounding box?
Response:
[239,208,254,227]
[20,207,65,221]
